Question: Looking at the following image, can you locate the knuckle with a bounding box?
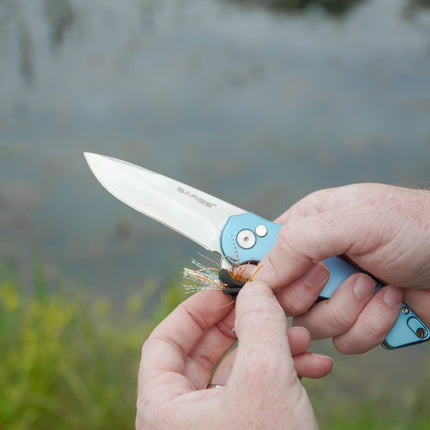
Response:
[333,314,389,354]
[362,315,389,341]
[277,223,309,262]
[216,318,236,338]
[277,286,317,316]
[333,337,356,355]
[327,306,355,334]
[283,296,308,316]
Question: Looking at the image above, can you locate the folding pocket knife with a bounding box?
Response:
[84,153,429,349]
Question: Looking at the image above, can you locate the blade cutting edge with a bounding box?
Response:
[84,153,246,254]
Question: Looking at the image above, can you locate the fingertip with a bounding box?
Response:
[382,285,403,308]
[252,257,277,288]
[352,274,376,301]
[287,326,311,355]
[315,354,334,378]
[294,352,334,379]
[302,261,330,290]
[238,279,275,298]
[311,353,334,378]
[273,263,330,317]
[318,353,334,370]
[288,325,311,338]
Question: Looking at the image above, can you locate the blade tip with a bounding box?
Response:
[84,152,97,161]
[84,152,106,169]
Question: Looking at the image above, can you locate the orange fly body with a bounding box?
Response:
[228,262,262,284]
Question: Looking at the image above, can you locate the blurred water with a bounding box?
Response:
[1,0,430,398]
[1,0,429,294]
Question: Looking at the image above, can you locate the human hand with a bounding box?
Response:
[136,282,333,430]
[255,183,430,353]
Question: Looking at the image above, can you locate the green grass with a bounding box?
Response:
[0,265,182,430]
[1,263,430,429]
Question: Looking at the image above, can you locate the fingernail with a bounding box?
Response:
[353,275,374,301]
[383,286,402,308]
[302,262,330,289]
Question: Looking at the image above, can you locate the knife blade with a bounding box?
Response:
[84,152,245,254]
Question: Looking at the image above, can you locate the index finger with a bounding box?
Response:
[256,201,385,290]
[138,290,232,396]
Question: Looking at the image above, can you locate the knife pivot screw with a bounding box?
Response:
[236,229,256,249]
[256,224,268,237]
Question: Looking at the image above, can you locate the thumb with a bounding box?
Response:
[228,281,300,396]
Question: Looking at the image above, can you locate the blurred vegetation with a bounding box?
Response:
[223,0,365,16]
[42,0,76,48]
[306,374,430,430]
[0,0,77,81]
[1,262,430,429]
[0,263,183,430]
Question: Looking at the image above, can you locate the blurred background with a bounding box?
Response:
[1,0,430,428]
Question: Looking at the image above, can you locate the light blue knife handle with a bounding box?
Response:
[221,212,430,349]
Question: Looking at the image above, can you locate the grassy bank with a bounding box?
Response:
[1,265,429,429]
[0,265,182,430]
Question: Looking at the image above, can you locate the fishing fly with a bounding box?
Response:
[182,254,262,299]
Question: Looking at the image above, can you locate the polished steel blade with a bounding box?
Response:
[84,153,246,253]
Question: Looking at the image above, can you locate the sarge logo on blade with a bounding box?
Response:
[177,187,216,208]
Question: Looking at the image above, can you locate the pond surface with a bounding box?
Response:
[1,0,430,398]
